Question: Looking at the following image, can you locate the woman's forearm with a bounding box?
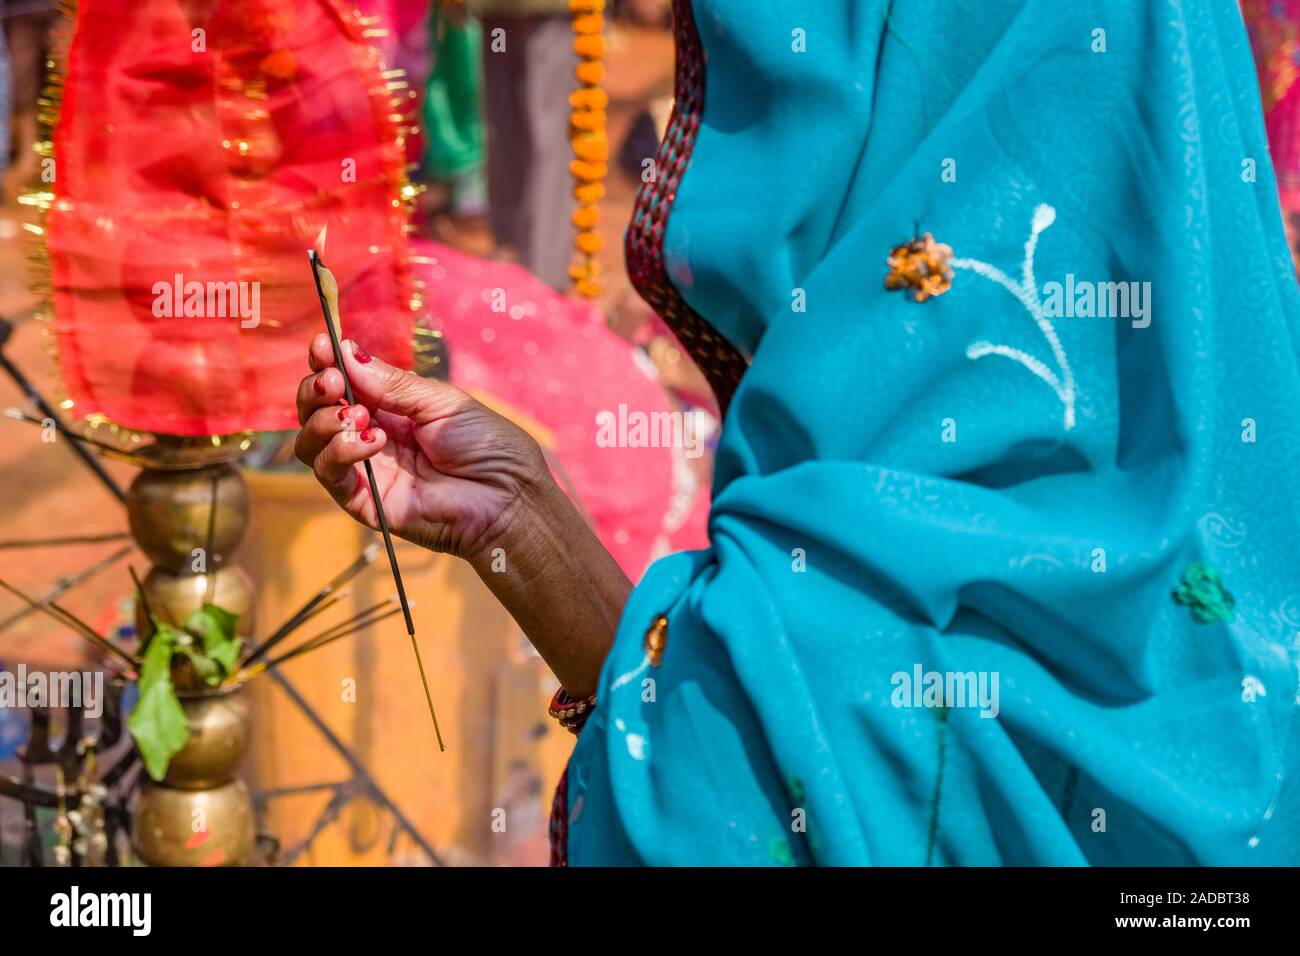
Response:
[468,472,631,698]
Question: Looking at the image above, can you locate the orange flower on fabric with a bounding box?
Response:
[884,233,954,302]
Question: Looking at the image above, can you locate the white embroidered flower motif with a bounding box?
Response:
[951,204,1077,431]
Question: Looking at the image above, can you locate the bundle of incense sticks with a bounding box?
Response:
[306,247,445,752]
[242,543,381,666]
[239,596,407,681]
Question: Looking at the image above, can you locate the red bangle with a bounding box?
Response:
[548,687,597,735]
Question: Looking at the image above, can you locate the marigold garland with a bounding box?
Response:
[570,0,607,298]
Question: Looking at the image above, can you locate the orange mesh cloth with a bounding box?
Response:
[42,0,414,436]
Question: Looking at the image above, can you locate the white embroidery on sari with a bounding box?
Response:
[952,204,1077,430]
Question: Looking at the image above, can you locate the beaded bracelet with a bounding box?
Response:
[548,687,597,735]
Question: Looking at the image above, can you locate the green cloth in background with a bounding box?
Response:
[422,14,485,182]
[463,0,572,17]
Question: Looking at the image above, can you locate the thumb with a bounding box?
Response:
[340,339,466,422]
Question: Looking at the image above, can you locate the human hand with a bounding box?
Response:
[293,334,547,563]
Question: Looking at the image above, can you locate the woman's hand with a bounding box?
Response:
[294,334,631,697]
[294,334,544,564]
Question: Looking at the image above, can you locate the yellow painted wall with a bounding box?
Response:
[238,468,574,866]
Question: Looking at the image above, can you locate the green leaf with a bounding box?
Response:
[127,626,190,781]
[184,604,242,682]
[176,643,221,684]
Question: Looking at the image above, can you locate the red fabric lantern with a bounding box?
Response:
[41,0,414,436]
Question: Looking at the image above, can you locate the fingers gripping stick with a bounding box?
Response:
[307,249,445,752]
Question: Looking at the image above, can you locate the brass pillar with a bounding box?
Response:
[123,441,257,866]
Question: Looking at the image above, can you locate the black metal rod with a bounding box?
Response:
[0,545,132,636]
[0,336,126,502]
[268,671,445,865]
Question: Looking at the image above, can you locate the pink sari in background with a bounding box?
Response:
[411,239,713,579]
[1244,0,1300,212]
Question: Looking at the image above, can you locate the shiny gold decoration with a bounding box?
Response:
[644,614,668,667]
[140,565,254,641]
[413,324,449,380]
[127,463,249,572]
[23,12,75,414]
[163,687,254,789]
[132,778,255,867]
[884,232,954,302]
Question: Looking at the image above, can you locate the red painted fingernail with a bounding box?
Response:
[360,428,375,442]
[352,342,373,364]
[337,405,350,421]
[312,375,326,395]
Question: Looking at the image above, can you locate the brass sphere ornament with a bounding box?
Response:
[132,777,255,867]
[161,685,254,790]
[127,464,249,573]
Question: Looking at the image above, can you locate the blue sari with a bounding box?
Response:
[567,0,1300,865]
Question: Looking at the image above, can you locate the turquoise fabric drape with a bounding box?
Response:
[568,0,1300,865]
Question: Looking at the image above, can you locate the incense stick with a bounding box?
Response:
[0,579,138,673]
[242,542,380,665]
[263,600,404,671]
[129,565,158,655]
[286,586,353,631]
[286,595,399,648]
[3,407,136,456]
[234,604,405,685]
[307,249,444,751]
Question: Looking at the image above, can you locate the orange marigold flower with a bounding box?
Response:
[576,231,604,254]
[573,14,604,34]
[569,0,605,11]
[569,88,609,110]
[575,61,605,84]
[573,206,601,229]
[573,34,607,58]
[569,159,608,181]
[570,109,606,132]
[576,278,603,299]
[574,182,606,204]
[572,133,609,163]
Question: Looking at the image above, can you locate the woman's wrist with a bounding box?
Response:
[467,465,631,698]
